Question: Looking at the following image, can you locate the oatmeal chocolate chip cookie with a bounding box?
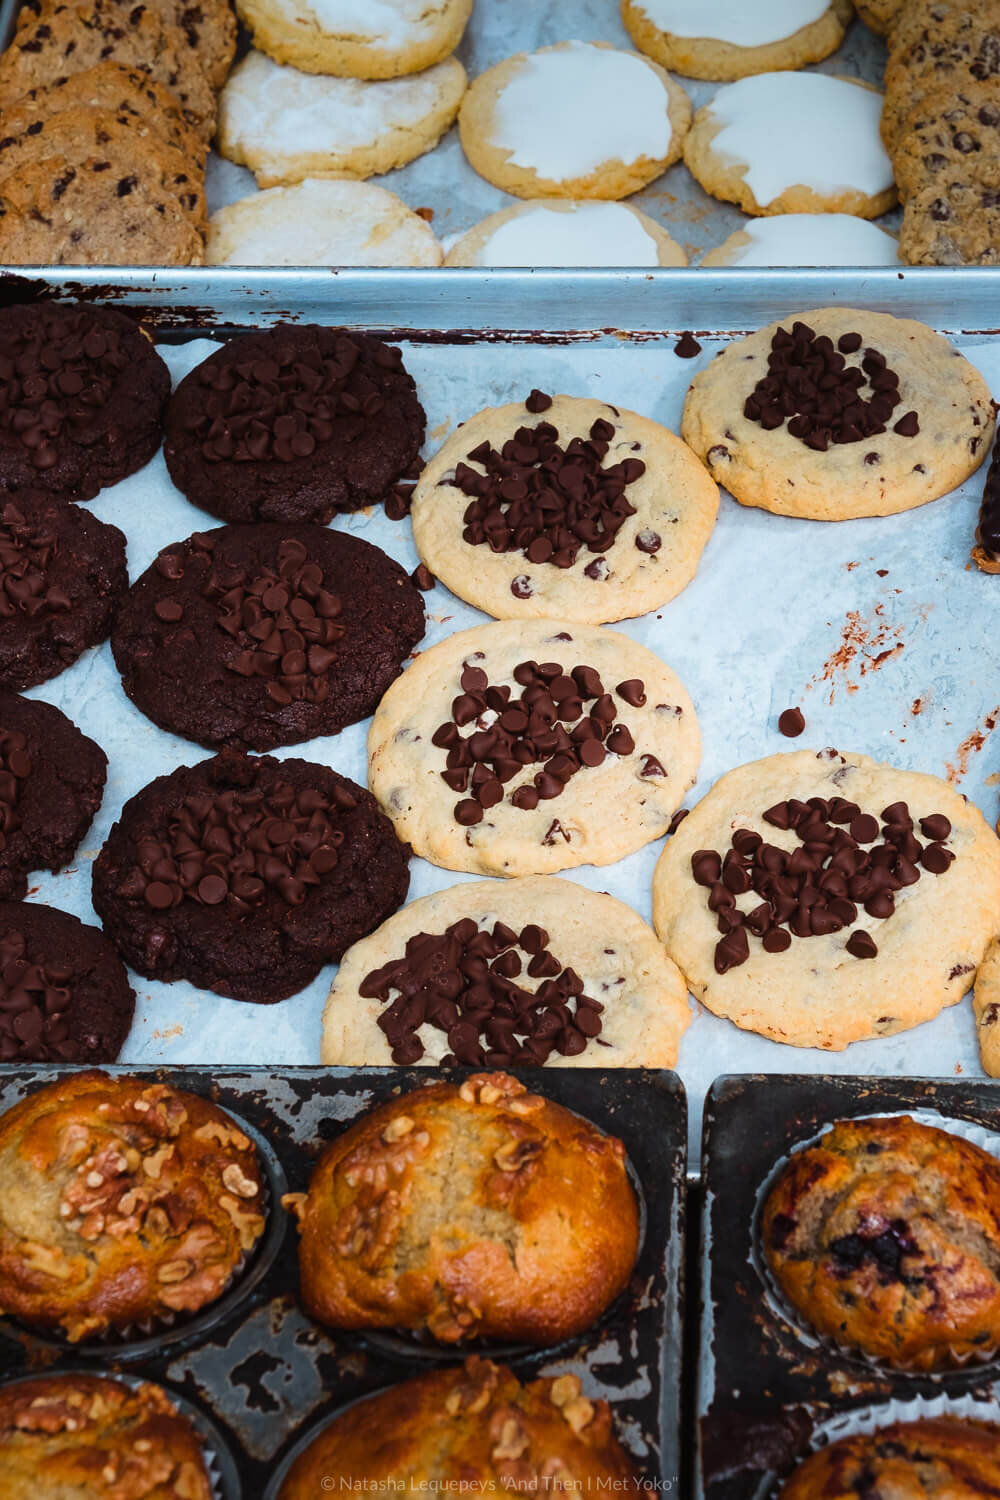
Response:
[444,199,687,267]
[882,0,1000,151]
[322,875,692,1068]
[410,393,719,624]
[112,523,426,752]
[0,691,106,901]
[367,619,700,878]
[0,493,127,689]
[206,179,444,266]
[0,304,170,503]
[777,1418,1000,1499]
[973,934,1000,1074]
[855,0,906,32]
[233,0,472,80]
[701,214,900,266]
[893,82,1000,200]
[458,41,691,201]
[217,50,467,189]
[92,750,410,1004]
[683,73,896,218]
[900,177,1000,264]
[681,307,994,520]
[652,748,1000,1051]
[16,0,237,91]
[622,0,853,83]
[763,1114,1000,1370]
[164,326,425,525]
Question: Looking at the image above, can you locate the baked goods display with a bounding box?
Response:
[776,1417,1000,1497]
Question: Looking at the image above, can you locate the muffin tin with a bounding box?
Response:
[697,1074,1000,1499]
[0,1064,687,1494]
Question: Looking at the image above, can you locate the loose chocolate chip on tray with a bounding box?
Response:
[673,332,702,358]
[778,707,805,737]
[973,423,1000,569]
[411,563,435,591]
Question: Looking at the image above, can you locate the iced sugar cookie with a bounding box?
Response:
[701,214,900,266]
[458,41,691,201]
[684,72,896,218]
[445,200,687,266]
[217,49,466,188]
[233,0,473,79]
[622,0,853,82]
[207,180,443,265]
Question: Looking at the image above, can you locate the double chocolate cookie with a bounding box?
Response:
[163,327,426,525]
[0,691,106,900]
[92,750,411,1003]
[0,304,170,503]
[0,901,135,1062]
[111,524,426,751]
[0,493,127,690]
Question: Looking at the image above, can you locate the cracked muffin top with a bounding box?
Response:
[0,1070,267,1343]
[777,1417,1000,1499]
[762,1113,1000,1370]
[285,1072,639,1346]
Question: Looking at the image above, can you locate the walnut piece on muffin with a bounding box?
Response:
[285,1072,639,1345]
[777,1416,1000,1498]
[0,1070,267,1342]
[762,1114,1000,1370]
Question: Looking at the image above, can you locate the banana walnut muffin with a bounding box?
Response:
[0,1071,267,1342]
[285,1072,639,1345]
[777,1417,1000,1499]
[763,1114,1000,1369]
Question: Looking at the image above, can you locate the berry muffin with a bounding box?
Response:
[285,1072,639,1345]
[777,1417,1000,1498]
[762,1115,1000,1370]
[0,1070,267,1342]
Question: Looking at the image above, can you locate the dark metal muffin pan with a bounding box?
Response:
[0,1065,686,1494]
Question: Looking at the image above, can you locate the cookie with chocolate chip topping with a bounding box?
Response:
[652,749,1000,1050]
[682,307,994,520]
[164,325,425,526]
[92,749,410,1003]
[111,523,425,752]
[410,393,718,624]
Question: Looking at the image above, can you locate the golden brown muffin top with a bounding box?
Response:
[0,1070,266,1341]
[778,1417,1000,1498]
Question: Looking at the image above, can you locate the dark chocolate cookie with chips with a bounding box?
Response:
[111,523,425,751]
[92,750,410,1003]
[163,326,426,526]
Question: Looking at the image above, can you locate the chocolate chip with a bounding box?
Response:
[846,930,878,959]
[525,389,553,413]
[745,324,907,450]
[778,707,805,737]
[510,576,533,599]
[616,678,646,707]
[893,411,920,436]
[919,813,951,840]
[635,529,661,554]
[673,332,702,358]
[411,563,435,591]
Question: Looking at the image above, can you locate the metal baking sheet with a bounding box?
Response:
[0,1064,687,1493]
[698,1074,1000,1499]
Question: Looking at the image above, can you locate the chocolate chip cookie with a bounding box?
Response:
[0,690,106,901]
[893,82,1000,200]
[900,177,1000,264]
[164,327,426,525]
[0,304,170,503]
[92,750,411,1004]
[882,0,1000,150]
[112,523,426,752]
[0,493,127,689]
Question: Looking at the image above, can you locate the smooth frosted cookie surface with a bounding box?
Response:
[233,0,472,79]
[684,72,896,217]
[445,200,686,266]
[623,0,852,81]
[410,392,718,623]
[217,50,466,188]
[321,875,691,1068]
[652,748,1000,1050]
[701,214,900,266]
[207,179,443,265]
[367,619,700,877]
[459,41,691,200]
[681,306,994,520]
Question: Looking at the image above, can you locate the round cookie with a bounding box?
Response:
[855,0,906,32]
[651,747,1000,1051]
[882,0,1000,151]
[217,50,466,189]
[621,0,853,82]
[410,392,719,624]
[207,180,444,266]
[973,934,1000,1076]
[144,0,237,91]
[0,902,134,1062]
[444,200,687,267]
[91,749,410,1004]
[112,524,426,752]
[777,1419,1000,1500]
[0,493,127,690]
[684,73,896,218]
[0,304,170,504]
[367,619,700,878]
[893,82,1000,201]
[163,326,425,526]
[233,0,472,80]
[701,214,900,266]
[0,691,106,902]
[458,41,692,201]
[680,307,995,520]
[900,177,1000,265]
[322,875,692,1068]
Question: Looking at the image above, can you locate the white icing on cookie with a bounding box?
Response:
[718,214,900,265]
[706,73,893,204]
[270,0,441,45]
[475,203,660,266]
[492,42,672,180]
[635,0,830,47]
